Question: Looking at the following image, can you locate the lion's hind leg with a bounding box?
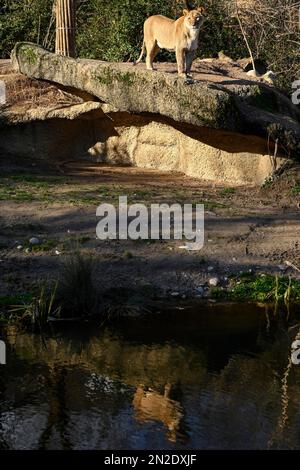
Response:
[146,42,160,71]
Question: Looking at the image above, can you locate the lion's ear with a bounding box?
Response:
[198,7,205,14]
[183,9,189,16]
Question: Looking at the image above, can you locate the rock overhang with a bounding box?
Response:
[10,42,300,155]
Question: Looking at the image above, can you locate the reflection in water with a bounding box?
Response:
[38,365,71,450]
[133,384,185,443]
[1,302,300,449]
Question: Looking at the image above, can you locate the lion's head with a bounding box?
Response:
[183,7,205,30]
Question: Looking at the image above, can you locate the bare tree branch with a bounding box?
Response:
[235,1,256,72]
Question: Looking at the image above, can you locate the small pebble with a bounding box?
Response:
[17,245,23,251]
[29,237,40,246]
[196,286,205,296]
[171,292,180,298]
[207,266,214,272]
[206,211,217,217]
[209,277,220,287]
[278,265,287,272]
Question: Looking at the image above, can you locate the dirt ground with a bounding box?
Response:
[0,157,300,299]
[1,58,300,300]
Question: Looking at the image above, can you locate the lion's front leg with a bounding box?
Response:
[186,50,196,77]
[176,47,187,78]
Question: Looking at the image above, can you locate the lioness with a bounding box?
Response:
[134,7,205,79]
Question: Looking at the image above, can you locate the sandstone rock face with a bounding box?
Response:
[87,114,285,185]
[4,43,300,185]
[0,110,285,185]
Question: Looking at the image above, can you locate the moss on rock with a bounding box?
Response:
[10,42,300,157]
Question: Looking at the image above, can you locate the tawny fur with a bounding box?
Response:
[134,7,205,78]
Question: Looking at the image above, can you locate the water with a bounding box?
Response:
[1,301,300,450]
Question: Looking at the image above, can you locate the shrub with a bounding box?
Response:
[57,252,99,318]
[1,0,299,90]
[0,0,54,58]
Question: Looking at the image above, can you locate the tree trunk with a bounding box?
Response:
[55,0,76,57]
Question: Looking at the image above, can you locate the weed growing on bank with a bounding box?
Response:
[211,273,300,303]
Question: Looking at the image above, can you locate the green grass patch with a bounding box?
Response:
[19,239,58,253]
[291,183,300,195]
[262,177,274,189]
[0,174,229,211]
[0,174,119,205]
[219,188,236,197]
[9,175,64,184]
[0,294,33,309]
[211,274,300,302]
[77,236,92,245]
[0,187,36,202]
[30,239,58,252]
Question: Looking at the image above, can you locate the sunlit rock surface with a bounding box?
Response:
[2,42,300,185]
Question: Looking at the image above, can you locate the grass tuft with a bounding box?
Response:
[57,252,99,318]
[211,274,300,303]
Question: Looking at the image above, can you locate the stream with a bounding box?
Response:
[1,301,300,450]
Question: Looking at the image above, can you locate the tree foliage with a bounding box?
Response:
[0,0,299,89]
[0,0,54,57]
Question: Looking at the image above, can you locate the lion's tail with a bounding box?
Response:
[133,40,145,66]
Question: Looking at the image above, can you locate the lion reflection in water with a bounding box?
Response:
[133,383,187,443]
